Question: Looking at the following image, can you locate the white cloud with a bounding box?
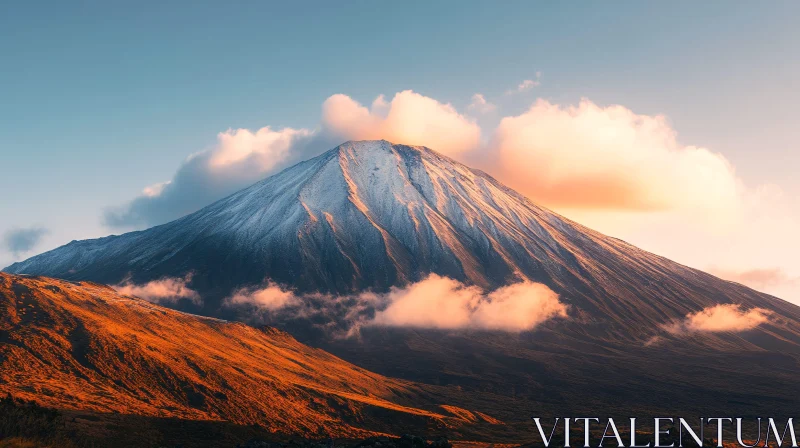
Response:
[665,304,771,334]
[371,275,567,332]
[221,275,567,334]
[322,90,481,157]
[467,93,496,114]
[208,126,309,168]
[225,282,297,311]
[370,275,480,330]
[142,181,170,198]
[104,125,330,228]
[472,281,569,331]
[506,72,542,94]
[114,275,200,305]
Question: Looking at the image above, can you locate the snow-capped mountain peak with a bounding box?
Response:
[6,140,800,339]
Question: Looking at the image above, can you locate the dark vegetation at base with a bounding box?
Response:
[2,395,757,448]
[0,394,83,448]
[239,435,452,448]
[0,394,456,448]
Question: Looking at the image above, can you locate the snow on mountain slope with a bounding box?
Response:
[6,140,800,340]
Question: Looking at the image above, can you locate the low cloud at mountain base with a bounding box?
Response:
[372,275,567,332]
[225,282,298,311]
[222,274,567,335]
[665,304,771,334]
[114,275,200,305]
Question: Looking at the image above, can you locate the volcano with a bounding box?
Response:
[5,140,800,427]
[6,140,800,337]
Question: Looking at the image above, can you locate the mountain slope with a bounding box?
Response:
[0,272,489,438]
[6,140,800,341]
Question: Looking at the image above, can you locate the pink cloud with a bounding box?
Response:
[371,275,567,332]
[709,267,798,290]
[220,275,566,334]
[488,99,740,213]
[225,282,297,311]
[506,72,542,94]
[114,275,200,305]
[467,93,496,114]
[472,281,568,331]
[666,304,771,334]
[370,275,479,330]
[322,90,481,157]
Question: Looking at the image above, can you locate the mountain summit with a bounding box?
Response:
[8,140,567,293]
[5,140,800,338]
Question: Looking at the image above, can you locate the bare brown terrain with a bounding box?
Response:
[0,272,500,442]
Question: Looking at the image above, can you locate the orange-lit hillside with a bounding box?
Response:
[0,273,473,438]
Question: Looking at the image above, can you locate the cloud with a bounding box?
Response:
[104,126,332,228]
[665,304,771,334]
[222,275,567,334]
[3,227,49,257]
[506,72,541,94]
[487,99,741,213]
[225,282,297,311]
[472,281,569,331]
[371,275,567,332]
[114,275,200,305]
[709,267,798,290]
[467,93,496,114]
[322,90,481,157]
[370,275,479,329]
[141,181,171,198]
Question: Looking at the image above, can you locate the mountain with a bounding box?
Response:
[5,140,800,424]
[6,140,800,338]
[0,272,498,440]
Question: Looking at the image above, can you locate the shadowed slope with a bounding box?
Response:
[0,272,485,438]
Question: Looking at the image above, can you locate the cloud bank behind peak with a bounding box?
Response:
[104,90,747,232]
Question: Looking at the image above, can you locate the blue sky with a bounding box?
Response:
[2,1,799,302]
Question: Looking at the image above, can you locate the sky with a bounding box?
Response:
[1,1,799,304]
